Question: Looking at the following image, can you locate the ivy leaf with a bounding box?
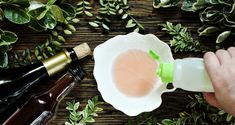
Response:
[26,17,47,32]
[198,26,220,36]
[0,52,8,68]
[60,3,76,18]
[40,12,57,29]
[49,5,66,23]
[8,0,30,8]
[0,31,18,46]
[29,6,48,20]
[181,0,194,11]
[4,5,30,24]
[216,31,231,43]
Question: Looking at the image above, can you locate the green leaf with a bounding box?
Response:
[26,17,47,32]
[4,5,30,24]
[60,3,76,18]
[126,23,136,28]
[84,11,93,17]
[68,25,76,32]
[162,119,173,125]
[84,1,90,5]
[181,0,194,11]
[134,27,139,32]
[127,19,133,26]
[65,122,72,125]
[123,0,127,5]
[29,7,48,20]
[216,31,231,43]
[58,35,65,42]
[88,100,94,109]
[0,31,18,46]
[72,18,80,23]
[118,9,123,14]
[89,22,99,27]
[8,0,30,8]
[0,52,8,68]
[74,102,80,110]
[77,1,83,6]
[198,26,220,36]
[47,0,56,5]
[0,8,4,21]
[85,117,95,122]
[49,5,66,23]
[226,114,233,122]
[66,106,73,111]
[40,12,57,29]
[102,23,110,30]
[64,30,72,34]
[122,14,128,19]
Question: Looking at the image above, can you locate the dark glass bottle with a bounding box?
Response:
[0,43,90,123]
[3,63,85,125]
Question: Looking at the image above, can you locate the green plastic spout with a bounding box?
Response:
[149,50,174,84]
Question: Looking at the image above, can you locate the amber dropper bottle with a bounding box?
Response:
[0,43,91,122]
[3,61,85,125]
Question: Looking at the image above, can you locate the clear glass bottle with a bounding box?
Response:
[0,43,90,123]
[3,62,85,125]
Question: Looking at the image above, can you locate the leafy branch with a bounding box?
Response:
[160,94,235,125]
[0,28,17,68]
[65,96,103,125]
[127,93,235,125]
[10,11,80,67]
[159,22,204,52]
[89,0,144,32]
[76,0,93,17]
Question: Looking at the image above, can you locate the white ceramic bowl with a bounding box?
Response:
[93,32,175,116]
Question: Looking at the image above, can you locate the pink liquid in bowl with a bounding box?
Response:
[112,49,159,97]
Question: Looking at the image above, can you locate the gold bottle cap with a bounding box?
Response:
[73,43,92,60]
[43,43,91,76]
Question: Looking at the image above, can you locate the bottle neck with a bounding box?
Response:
[42,48,77,76]
[43,63,85,101]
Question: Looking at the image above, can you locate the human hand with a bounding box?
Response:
[203,47,235,116]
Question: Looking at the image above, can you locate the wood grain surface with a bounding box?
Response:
[1,0,208,124]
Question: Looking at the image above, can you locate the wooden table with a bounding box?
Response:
[1,0,205,124]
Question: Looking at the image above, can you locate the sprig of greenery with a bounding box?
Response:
[127,93,235,125]
[0,0,71,31]
[89,0,144,32]
[118,0,144,32]
[10,15,79,67]
[153,0,180,9]
[65,96,103,125]
[0,28,17,68]
[159,22,203,52]
[193,0,234,45]
[153,0,199,11]
[160,94,235,125]
[76,0,93,17]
